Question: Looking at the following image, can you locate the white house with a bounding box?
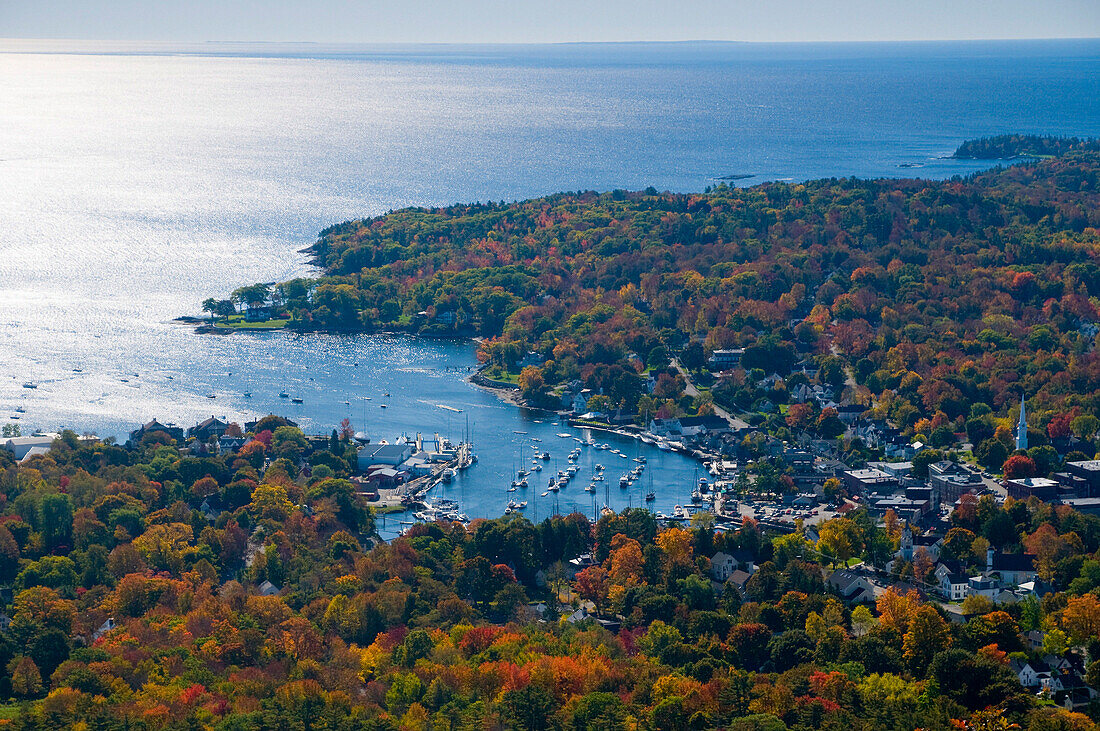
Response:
[710,550,754,582]
[939,570,969,601]
[710,552,737,582]
[1,434,56,461]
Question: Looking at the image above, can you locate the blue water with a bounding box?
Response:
[0,39,1098,525]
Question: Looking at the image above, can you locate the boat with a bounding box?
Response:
[14,406,25,414]
[586,484,596,493]
[541,491,549,497]
[645,492,655,501]
[656,440,672,451]
[515,501,527,509]
[673,505,686,519]
[540,452,550,460]
[634,456,646,464]
[507,486,518,493]
[244,392,252,398]
[557,433,571,438]
[441,469,455,483]
[594,464,604,472]
[343,400,349,405]
[380,404,387,408]
[549,484,559,492]
[518,479,528,488]
[291,396,303,404]
[619,475,630,488]
[207,393,216,399]
[513,430,527,434]
[531,463,542,472]
[279,391,289,398]
[22,382,37,389]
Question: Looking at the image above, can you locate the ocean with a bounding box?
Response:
[1,38,1098,525]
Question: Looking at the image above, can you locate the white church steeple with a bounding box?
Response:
[1016,395,1028,451]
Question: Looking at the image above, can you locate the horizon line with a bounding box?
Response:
[3,36,1099,48]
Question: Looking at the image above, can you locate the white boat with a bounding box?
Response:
[619,476,630,488]
[22,382,37,389]
[541,491,549,497]
[557,433,572,438]
[657,440,672,451]
[515,501,527,509]
[441,469,455,483]
[531,463,542,471]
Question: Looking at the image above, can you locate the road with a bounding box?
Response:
[670,358,749,430]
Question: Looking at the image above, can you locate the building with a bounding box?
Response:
[1003,476,1059,502]
[827,569,876,603]
[1016,395,1028,451]
[129,419,184,444]
[1,434,57,461]
[835,404,867,424]
[870,495,928,521]
[1052,470,1090,498]
[940,571,969,601]
[1065,460,1100,496]
[968,575,998,599]
[677,415,732,436]
[188,416,231,441]
[709,550,756,582]
[986,549,1038,586]
[869,461,914,479]
[707,348,744,371]
[843,467,898,494]
[929,461,984,504]
[356,443,414,472]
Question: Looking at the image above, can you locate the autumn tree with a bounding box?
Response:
[1002,454,1036,479]
[574,565,610,617]
[1062,594,1100,646]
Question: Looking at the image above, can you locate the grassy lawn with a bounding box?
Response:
[483,368,520,384]
[217,315,290,330]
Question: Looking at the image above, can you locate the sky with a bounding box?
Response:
[2,0,1099,44]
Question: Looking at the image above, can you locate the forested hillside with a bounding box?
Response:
[4,430,1100,729]
[223,141,1100,436]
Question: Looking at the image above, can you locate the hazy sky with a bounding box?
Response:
[2,0,1098,43]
